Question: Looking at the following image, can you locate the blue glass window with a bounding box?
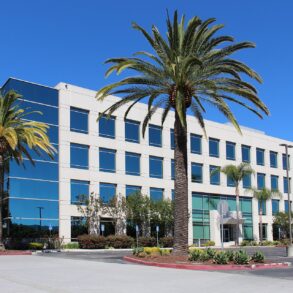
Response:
[283,177,291,193]
[271,175,279,191]
[149,156,163,179]
[256,148,265,166]
[285,200,292,213]
[126,185,141,197]
[257,173,266,189]
[99,115,115,139]
[242,145,251,163]
[226,141,236,160]
[258,200,266,215]
[170,129,175,150]
[149,124,162,147]
[125,152,140,176]
[272,199,279,215]
[191,163,203,183]
[227,175,236,187]
[125,119,140,143]
[171,189,174,201]
[210,165,220,185]
[70,143,89,169]
[209,138,219,158]
[150,187,164,201]
[70,107,89,134]
[71,180,89,205]
[171,159,175,180]
[243,174,251,188]
[99,148,116,173]
[190,134,202,154]
[100,183,116,203]
[270,151,278,168]
[283,154,290,170]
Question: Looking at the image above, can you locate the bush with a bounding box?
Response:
[234,250,250,265]
[261,240,274,246]
[144,247,161,255]
[240,240,250,246]
[199,251,211,262]
[206,248,216,259]
[225,250,235,262]
[272,240,281,246]
[188,248,203,261]
[138,237,156,247]
[250,241,258,246]
[202,240,215,247]
[159,248,171,256]
[132,247,144,256]
[106,235,134,249]
[160,237,173,248]
[62,242,79,249]
[251,251,265,263]
[77,235,107,249]
[213,251,229,264]
[28,242,43,250]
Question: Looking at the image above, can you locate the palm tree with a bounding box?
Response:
[0,90,56,249]
[217,163,255,245]
[96,11,269,254]
[250,187,281,242]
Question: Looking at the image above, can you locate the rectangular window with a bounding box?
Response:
[283,177,291,193]
[70,143,89,169]
[126,185,141,197]
[149,156,163,178]
[99,148,116,173]
[256,148,265,166]
[227,175,236,187]
[171,189,174,201]
[283,154,290,170]
[272,199,279,215]
[170,129,175,150]
[125,152,140,176]
[99,183,116,203]
[209,138,219,158]
[71,180,89,205]
[258,200,266,215]
[210,165,220,185]
[191,163,203,183]
[259,224,268,240]
[171,159,175,180]
[271,175,279,191]
[243,174,251,188]
[270,151,278,168]
[99,115,115,139]
[149,124,162,147]
[285,200,292,213]
[190,134,202,154]
[242,145,251,163]
[226,141,236,160]
[150,187,164,201]
[125,119,140,143]
[257,173,266,189]
[70,107,89,134]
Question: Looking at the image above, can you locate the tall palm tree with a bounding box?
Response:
[250,187,281,242]
[96,11,269,254]
[217,163,255,245]
[0,90,56,249]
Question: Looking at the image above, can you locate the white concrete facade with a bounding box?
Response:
[55,82,292,244]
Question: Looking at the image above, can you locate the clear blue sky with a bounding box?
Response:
[1,0,292,140]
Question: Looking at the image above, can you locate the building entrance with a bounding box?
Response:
[223,224,235,242]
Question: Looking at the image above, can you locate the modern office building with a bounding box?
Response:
[1,77,292,245]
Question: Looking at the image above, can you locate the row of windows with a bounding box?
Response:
[259,199,292,215]
[70,108,290,170]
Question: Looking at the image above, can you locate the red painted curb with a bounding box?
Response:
[0,251,32,256]
[123,256,290,271]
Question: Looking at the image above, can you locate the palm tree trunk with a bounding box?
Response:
[0,154,5,250]
[173,111,189,255]
[259,207,263,243]
[235,186,240,246]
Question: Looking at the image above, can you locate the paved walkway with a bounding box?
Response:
[0,255,292,293]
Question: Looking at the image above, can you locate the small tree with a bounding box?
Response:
[274,211,293,240]
[76,193,103,235]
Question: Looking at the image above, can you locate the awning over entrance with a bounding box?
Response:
[223,217,245,225]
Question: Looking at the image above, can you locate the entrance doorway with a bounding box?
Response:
[223,224,235,242]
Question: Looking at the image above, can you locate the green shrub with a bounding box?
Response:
[234,250,250,264]
[28,242,43,250]
[213,251,228,264]
[202,240,215,247]
[159,248,171,256]
[106,235,134,249]
[138,237,156,247]
[272,240,281,246]
[240,240,250,246]
[251,251,265,263]
[132,247,144,256]
[225,250,235,262]
[77,235,107,249]
[144,247,161,255]
[62,242,79,249]
[206,248,216,259]
[250,240,258,246]
[159,237,173,248]
[199,251,211,262]
[188,248,203,261]
[261,240,274,246]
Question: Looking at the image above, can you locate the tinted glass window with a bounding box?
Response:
[191,163,203,183]
[209,138,219,157]
[170,129,175,150]
[149,156,163,178]
[283,154,290,170]
[125,152,140,176]
[271,175,279,191]
[99,115,115,139]
[256,148,265,166]
[126,185,141,197]
[149,125,162,147]
[171,159,175,180]
[171,189,174,201]
[70,107,89,134]
[100,183,116,203]
[70,143,89,169]
[284,177,291,193]
[99,148,116,173]
[71,180,89,205]
[226,142,236,160]
[227,175,236,187]
[242,145,251,163]
[258,200,266,215]
[210,165,220,185]
[270,151,278,168]
[47,125,59,144]
[257,173,265,189]
[150,187,163,201]
[125,119,140,143]
[243,174,251,188]
[190,134,202,154]
[272,199,279,215]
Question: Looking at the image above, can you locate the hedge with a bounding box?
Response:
[78,235,134,249]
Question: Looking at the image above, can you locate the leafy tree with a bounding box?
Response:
[216,163,255,245]
[250,188,281,242]
[96,11,269,254]
[0,91,56,250]
[274,211,293,239]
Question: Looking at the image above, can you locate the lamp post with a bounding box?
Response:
[280,143,293,256]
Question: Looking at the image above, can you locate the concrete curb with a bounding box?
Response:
[0,251,32,256]
[124,256,291,271]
